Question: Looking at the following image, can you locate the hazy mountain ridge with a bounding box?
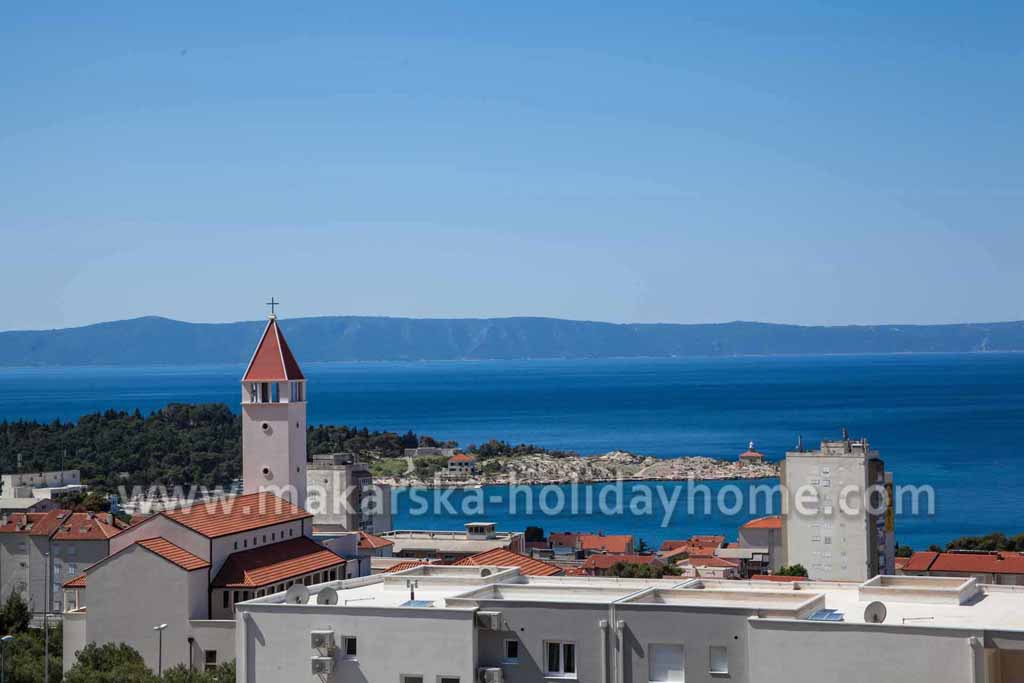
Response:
[1,315,1022,366]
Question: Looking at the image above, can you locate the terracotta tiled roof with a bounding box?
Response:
[562,566,588,576]
[741,515,782,530]
[357,531,394,550]
[383,560,431,574]
[448,453,476,463]
[903,551,940,572]
[213,537,345,588]
[454,548,562,576]
[52,512,124,541]
[750,574,803,582]
[910,551,1024,575]
[660,545,718,561]
[163,492,311,538]
[0,512,52,534]
[137,537,211,571]
[63,573,88,588]
[582,554,663,570]
[549,532,578,548]
[579,534,633,554]
[894,557,910,570]
[242,318,305,382]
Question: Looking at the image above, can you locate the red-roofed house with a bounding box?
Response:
[454,548,563,576]
[0,509,127,614]
[677,555,741,579]
[580,554,664,576]
[447,453,478,477]
[739,441,766,464]
[738,515,785,574]
[900,551,1024,585]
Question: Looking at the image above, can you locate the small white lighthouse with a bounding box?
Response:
[240,303,307,507]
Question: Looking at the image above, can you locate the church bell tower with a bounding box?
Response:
[240,305,307,508]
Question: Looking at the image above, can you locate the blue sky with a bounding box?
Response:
[1,1,1021,331]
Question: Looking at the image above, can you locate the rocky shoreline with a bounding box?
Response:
[376,451,780,489]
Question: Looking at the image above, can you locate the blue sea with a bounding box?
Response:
[2,353,1023,549]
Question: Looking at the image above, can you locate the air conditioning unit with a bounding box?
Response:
[476,611,503,630]
[311,656,335,675]
[310,630,335,650]
[478,667,504,683]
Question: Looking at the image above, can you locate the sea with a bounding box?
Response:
[1,353,1023,550]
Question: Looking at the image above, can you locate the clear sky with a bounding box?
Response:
[1,2,1022,331]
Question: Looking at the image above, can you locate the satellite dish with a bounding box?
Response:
[864,601,887,624]
[480,568,492,577]
[317,587,339,605]
[285,584,310,605]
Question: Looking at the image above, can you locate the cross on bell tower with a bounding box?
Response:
[266,297,279,319]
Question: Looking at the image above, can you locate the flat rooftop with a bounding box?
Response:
[240,569,1024,632]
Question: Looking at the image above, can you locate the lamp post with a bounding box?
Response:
[153,624,168,678]
[1,634,13,683]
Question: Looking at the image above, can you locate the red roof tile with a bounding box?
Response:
[242,318,305,382]
[903,551,939,572]
[63,573,88,588]
[0,512,52,534]
[213,537,345,588]
[660,545,718,561]
[357,531,394,551]
[579,534,634,554]
[582,554,663,570]
[52,512,124,541]
[137,537,211,571]
[454,548,562,576]
[448,453,476,463]
[163,492,311,538]
[383,560,431,574]
[928,551,1024,575]
[741,515,782,530]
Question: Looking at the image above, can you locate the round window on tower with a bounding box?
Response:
[261,466,273,480]
[261,422,271,433]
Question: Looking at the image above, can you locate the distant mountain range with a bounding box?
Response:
[0,316,1022,367]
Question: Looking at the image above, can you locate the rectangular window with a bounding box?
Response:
[504,639,519,661]
[438,678,460,683]
[204,650,217,672]
[649,644,684,682]
[401,677,424,683]
[544,641,576,676]
[222,591,229,609]
[709,646,728,674]
[344,637,357,657]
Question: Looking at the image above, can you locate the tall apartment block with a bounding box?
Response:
[781,435,895,581]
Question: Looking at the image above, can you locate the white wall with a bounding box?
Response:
[236,604,477,683]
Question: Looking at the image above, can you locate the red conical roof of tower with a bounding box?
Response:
[242,318,305,382]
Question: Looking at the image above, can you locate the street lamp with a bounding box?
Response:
[1,635,13,683]
[153,624,168,678]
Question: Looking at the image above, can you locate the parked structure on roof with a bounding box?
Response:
[235,565,1024,683]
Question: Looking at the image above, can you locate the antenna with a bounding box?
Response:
[797,434,804,452]
[406,579,419,601]
[316,587,339,605]
[285,584,310,605]
[864,601,887,624]
[842,426,849,441]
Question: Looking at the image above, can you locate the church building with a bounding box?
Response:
[62,313,351,674]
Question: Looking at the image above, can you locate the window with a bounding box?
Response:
[709,646,728,675]
[243,539,247,548]
[204,650,217,672]
[234,542,238,550]
[222,591,229,609]
[401,677,424,683]
[233,591,240,604]
[649,644,684,682]
[263,535,267,544]
[504,639,519,662]
[544,641,576,677]
[272,533,276,541]
[438,678,460,683]
[344,636,357,657]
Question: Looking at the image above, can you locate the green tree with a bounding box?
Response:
[776,564,808,577]
[524,526,545,543]
[895,544,914,558]
[65,642,154,683]
[162,660,235,682]
[6,624,63,683]
[608,562,681,579]
[0,592,31,634]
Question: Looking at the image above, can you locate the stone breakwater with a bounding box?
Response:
[378,451,780,489]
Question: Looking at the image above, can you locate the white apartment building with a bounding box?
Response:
[0,469,85,500]
[235,565,1024,683]
[781,436,895,581]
